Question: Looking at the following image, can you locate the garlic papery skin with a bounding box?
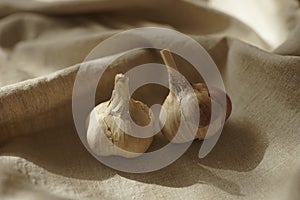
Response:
[159,89,200,143]
[159,49,232,143]
[86,74,154,158]
[159,49,200,143]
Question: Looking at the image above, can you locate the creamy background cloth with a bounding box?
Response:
[0,0,300,199]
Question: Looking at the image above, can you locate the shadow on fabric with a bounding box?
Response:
[0,119,268,196]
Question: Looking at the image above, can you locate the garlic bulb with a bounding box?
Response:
[159,49,232,143]
[86,74,154,158]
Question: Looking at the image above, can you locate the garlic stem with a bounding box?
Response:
[160,49,188,94]
[108,74,130,116]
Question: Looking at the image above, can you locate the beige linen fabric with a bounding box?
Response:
[0,0,300,199]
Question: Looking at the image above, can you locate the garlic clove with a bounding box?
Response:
[159,49,232,143]
[193,83,232,139]
[159,90,200,143]
[193,83,232,122]
[86,74,154,158]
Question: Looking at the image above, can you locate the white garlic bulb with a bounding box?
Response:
[86,74,154,158]
[159,49,232,143]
